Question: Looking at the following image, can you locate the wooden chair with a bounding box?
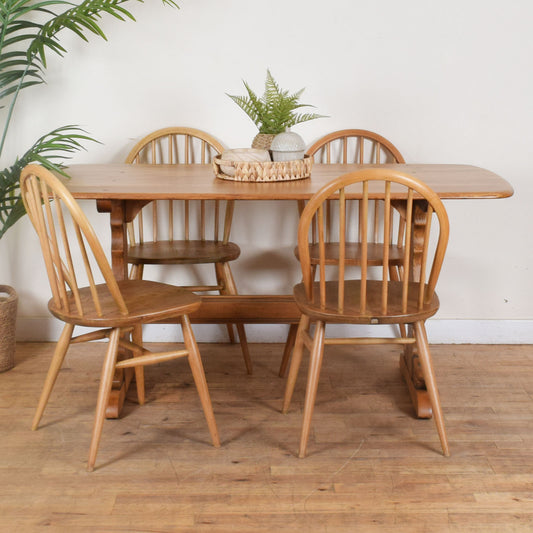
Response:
[21,164,220,471]
[279,130,406,377]
[282,168,450,459]
[125,127,251,373]
[302,129,406,270]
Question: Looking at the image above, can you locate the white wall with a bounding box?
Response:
[2,0,532,342]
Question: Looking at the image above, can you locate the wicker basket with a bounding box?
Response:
[0,285,17,372]
[213,154,312,182]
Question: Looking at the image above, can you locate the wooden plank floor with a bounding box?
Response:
[1,341,533,532]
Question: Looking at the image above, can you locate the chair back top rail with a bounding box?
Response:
[306,129,405,165]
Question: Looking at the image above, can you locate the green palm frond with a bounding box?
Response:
[0,0,179,238]
[28,0,139,66]
[0,125,96,237]
[227,69,326,135]
[21,125,96,171]
[1,0,144,146]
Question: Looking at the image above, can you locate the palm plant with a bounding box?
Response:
[0,0,178,238]
[227,69,325,135]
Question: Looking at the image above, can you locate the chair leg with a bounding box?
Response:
[235,323,251,374]
[127,265,146,403]
[413,321,450,456]
[131,324,145,405]
[181,314,220,448]
[216,261,253,375]
[299,320,325,458]
[87,328,121,472]
[32,323,74,431]
[129,263,144,281]
[282,315,310,414]
[279,323,299,378]
[214,262,237,343]
[389,265,406,338]
[225,324,237,343]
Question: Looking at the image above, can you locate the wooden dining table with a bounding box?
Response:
[61,162,513,419]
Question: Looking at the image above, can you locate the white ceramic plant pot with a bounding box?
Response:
[270,131,306,161]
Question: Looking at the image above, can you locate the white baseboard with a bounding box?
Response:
[16,317,533,344]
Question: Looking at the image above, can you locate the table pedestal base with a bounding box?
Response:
[104,294,433,420]
[399,350,432,419]
[105,368,134,419]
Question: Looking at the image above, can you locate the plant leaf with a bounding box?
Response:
[0,0,180,237]
[227,69,326,134]
[0,125,97,237]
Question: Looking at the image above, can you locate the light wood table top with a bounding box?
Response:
[63,163,514,200]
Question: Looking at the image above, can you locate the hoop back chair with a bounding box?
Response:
[125,127,251,373]
[282,168,450,459]
[304,129,406,264]
[303,129,406,269]
[279,130,406,377]
[21,164,220,471]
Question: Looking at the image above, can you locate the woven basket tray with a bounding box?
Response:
[213,155,312,182]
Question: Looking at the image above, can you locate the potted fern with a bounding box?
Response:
[0,0,177,371]
[227,69,325,150]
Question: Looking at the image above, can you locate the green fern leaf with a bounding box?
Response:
[228,69,326,135]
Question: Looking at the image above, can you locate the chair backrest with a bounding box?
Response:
[304,130,405,245]
[20,164,128,318]
[125,127,230,244]
[297,169,449,316]
[306,129,405,164]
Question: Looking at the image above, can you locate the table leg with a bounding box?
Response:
[395,200,433,419]
[108,200,128,280]
[98,200,132,418]
[105,353,134,419]
[399,327,432,419]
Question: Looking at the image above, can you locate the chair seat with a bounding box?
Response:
[293,280,440,325]
[128,240,241,265]
[295,242,405,266]
[49,280,201,328]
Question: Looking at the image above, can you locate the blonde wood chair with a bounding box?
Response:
[125,127,251,373]
[21,164,220,471]
[282,168,450,459]
[279,130,406,377]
